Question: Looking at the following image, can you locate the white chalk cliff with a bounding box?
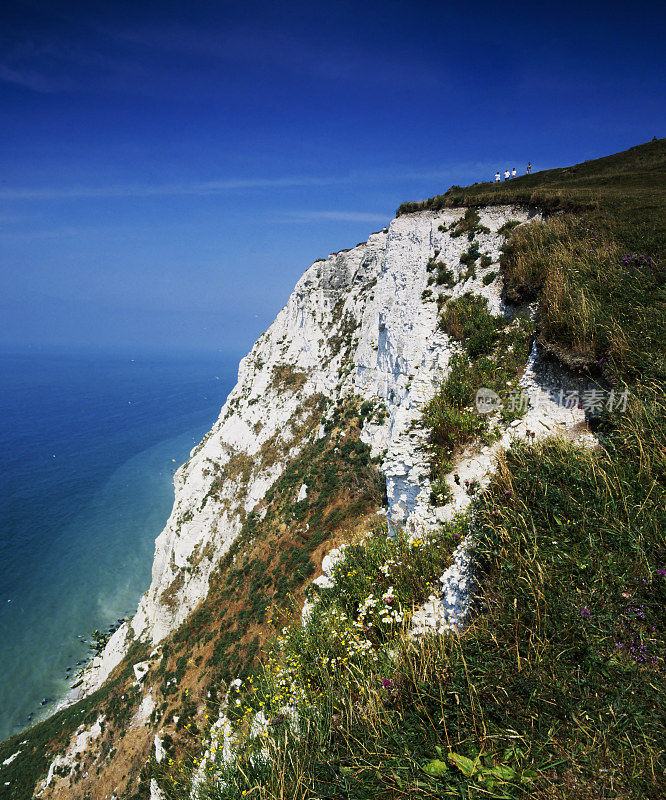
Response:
[72,204,591,700]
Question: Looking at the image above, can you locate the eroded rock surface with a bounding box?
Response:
[73,205,546,699]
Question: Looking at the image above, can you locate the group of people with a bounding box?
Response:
[495,162,531,182]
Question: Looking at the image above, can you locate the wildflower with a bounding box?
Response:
[580,607,591,619]
[657,568,666,577]
[381,679,393,690]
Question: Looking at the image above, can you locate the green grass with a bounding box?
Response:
[464,388,666,797]
[501,215,665,377]
[438,293,504,357]
[397,138,666,249]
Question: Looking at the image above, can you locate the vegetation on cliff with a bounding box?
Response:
[167,140,664,799]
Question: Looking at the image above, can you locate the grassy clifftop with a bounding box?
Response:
[397,138,666,249]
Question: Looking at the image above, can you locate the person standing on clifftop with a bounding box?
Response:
[495,171,501,182]
[511,167,517,178]
[527,162,532,174]
[504,169,510,180]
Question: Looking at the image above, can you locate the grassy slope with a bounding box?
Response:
[219,393,661,800]
[174,141,665,799]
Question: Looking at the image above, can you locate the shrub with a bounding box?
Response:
[439,293,504,358]
[450,207,482,238]
[423,353,488,473]
[498,219,521,236]
[429,478,454,506]
[436,292,451,311]
[436,264,455,287]
[459,242,480,266]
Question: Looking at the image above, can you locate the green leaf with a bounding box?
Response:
[423,759,449,778]
[448,752,480,777]
[485,765,517,781]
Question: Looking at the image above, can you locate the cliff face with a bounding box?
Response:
[74,205,537,699]
[30,203,603,800]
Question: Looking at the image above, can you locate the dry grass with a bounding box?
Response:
[271,364,308,392]
[501,216,665,376]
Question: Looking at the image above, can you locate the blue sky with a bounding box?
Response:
[1,0,664,355]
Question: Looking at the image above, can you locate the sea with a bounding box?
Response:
[0,347,239,742]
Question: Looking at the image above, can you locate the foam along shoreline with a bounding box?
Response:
[6,419,219,740]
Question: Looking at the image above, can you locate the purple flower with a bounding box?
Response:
[580,607,591,619]
[657,568,666,577]
[381,679,393,690]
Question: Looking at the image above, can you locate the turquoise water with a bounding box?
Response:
[0,348,238,741]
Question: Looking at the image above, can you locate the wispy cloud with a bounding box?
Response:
[0,175,355,201]
[277,210,388,224]
[0,13,443,98]
[113,23,443,92]
[0,164,489,203]
[0,226,97,240]
[0,63,73,93]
